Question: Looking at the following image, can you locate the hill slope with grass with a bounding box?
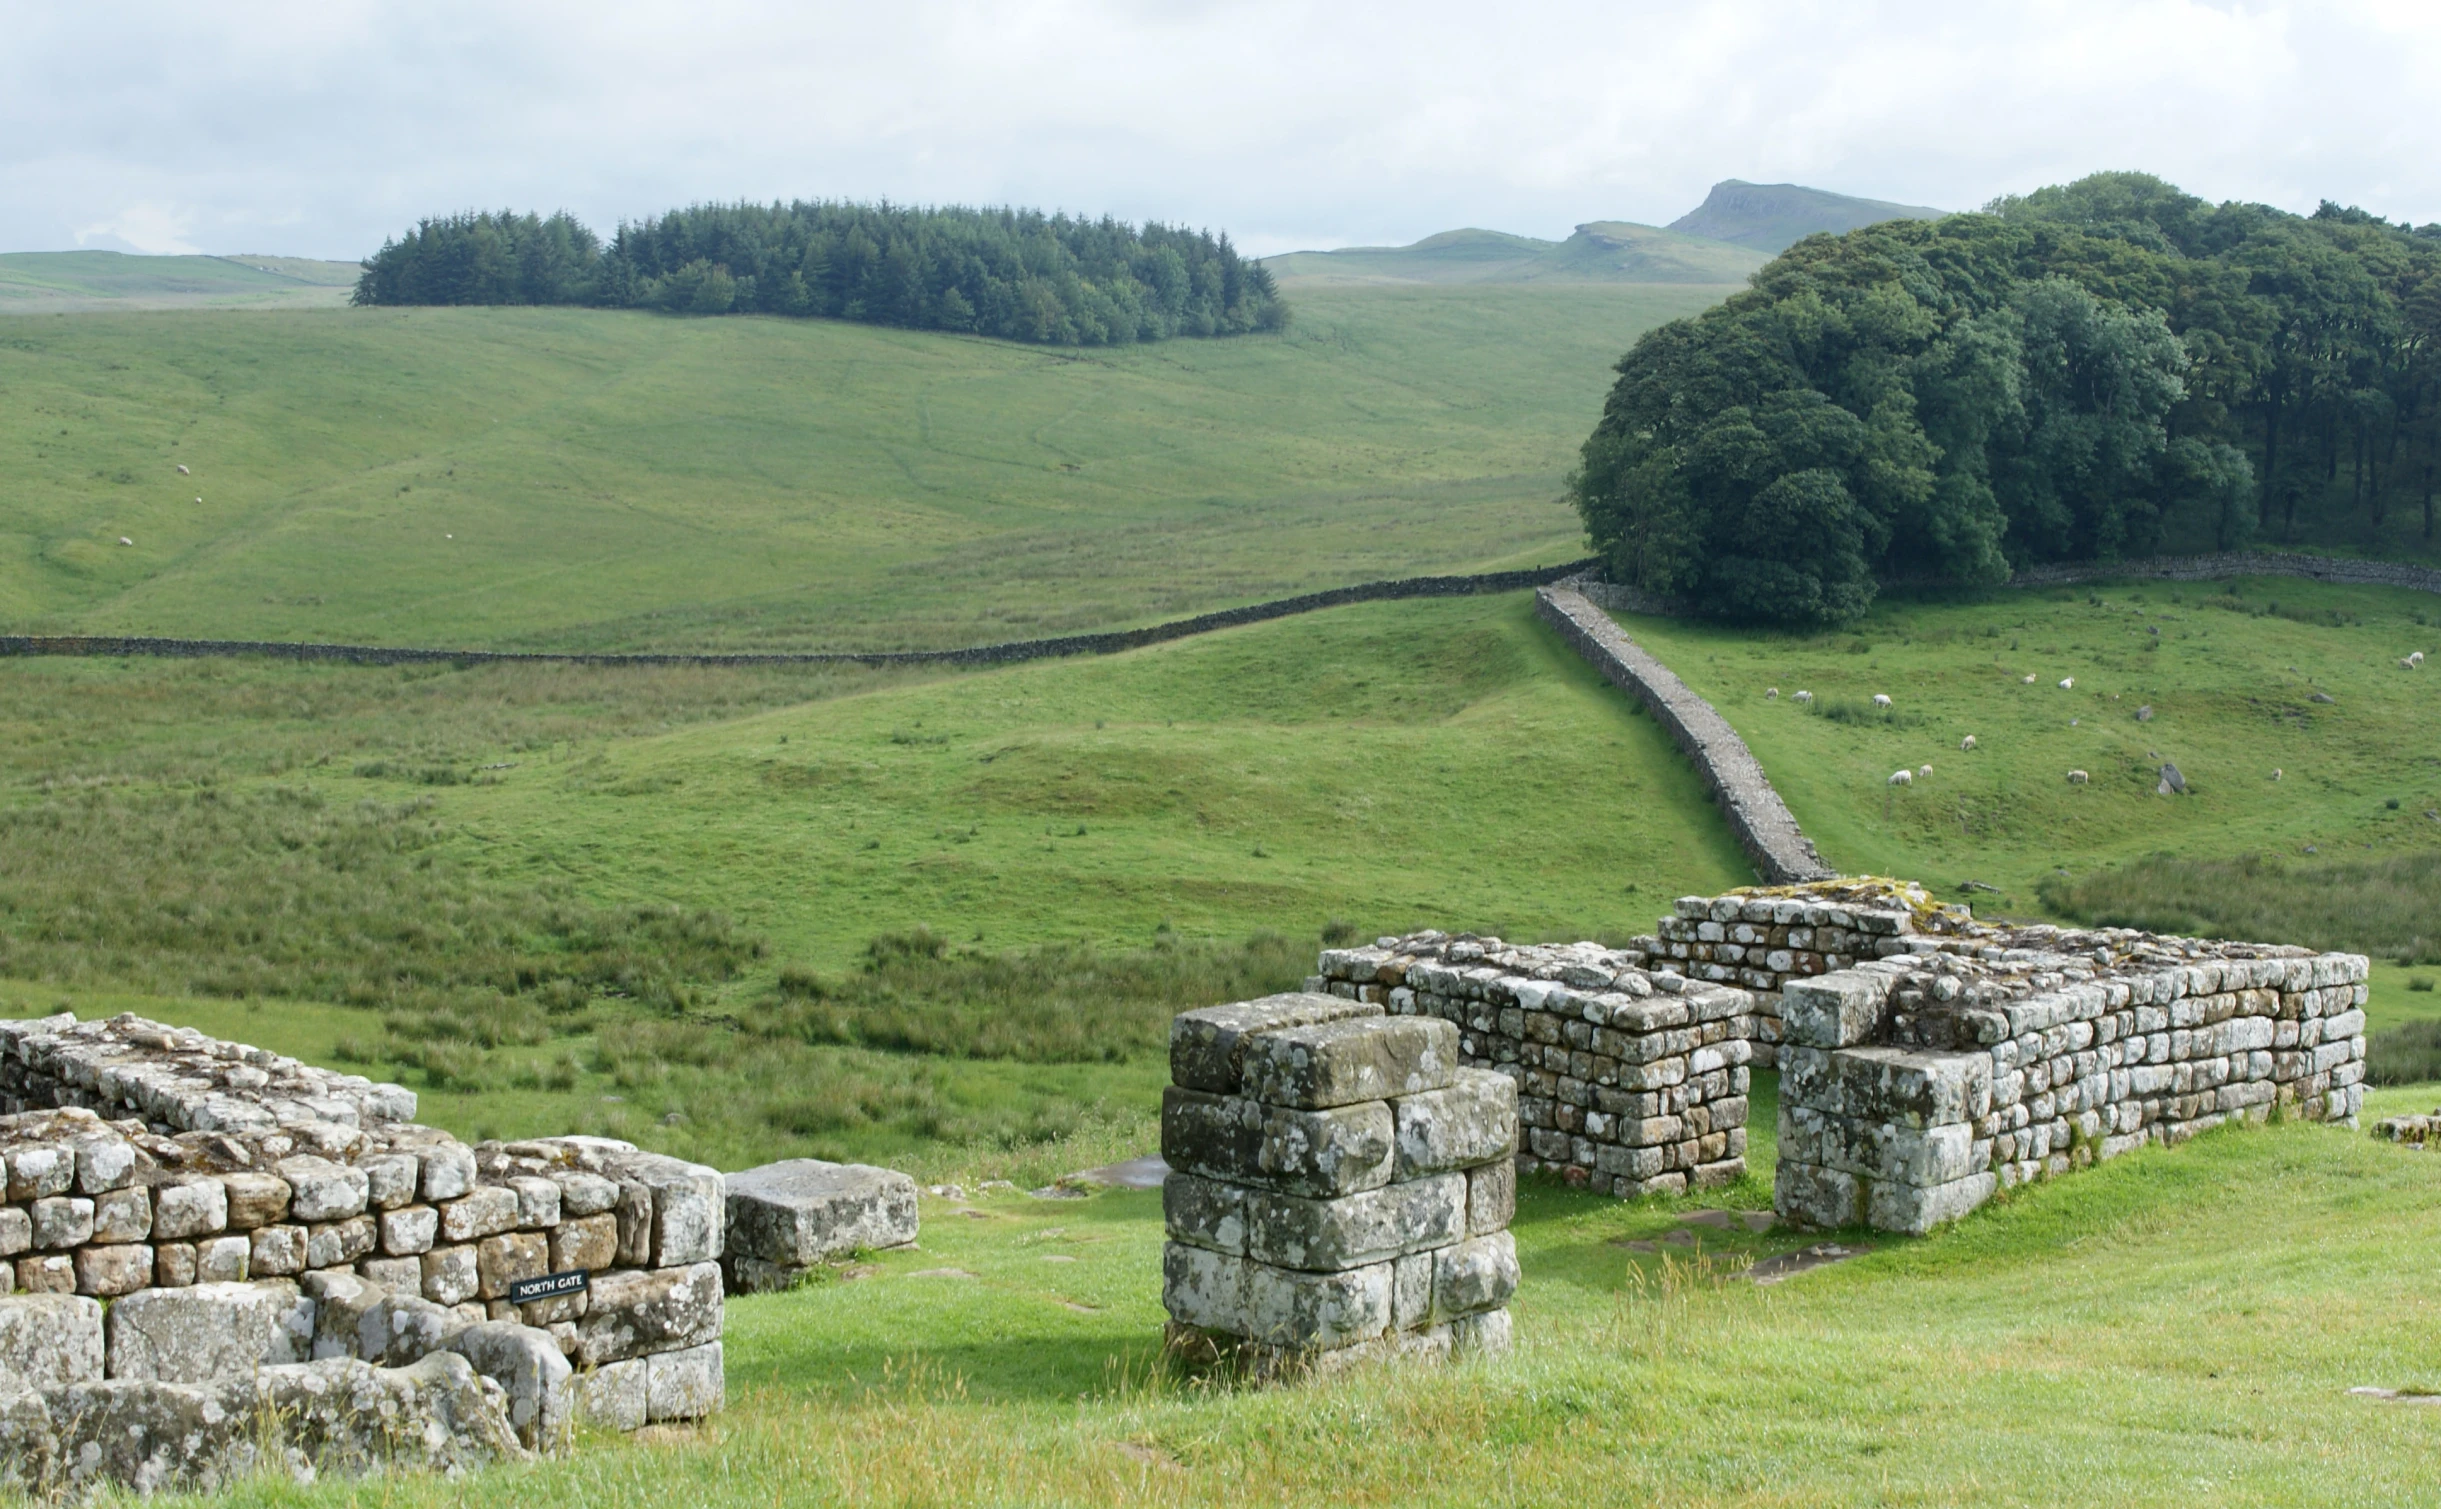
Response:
[1664,177,1947,252]
[0,282,1725,651]
[1263,223,1764,288]
[0,250,359,312]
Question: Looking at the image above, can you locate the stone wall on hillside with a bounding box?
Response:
[0,1009,728,1492]
[1309,936,1754,1199]
[1160,995,1518,1375]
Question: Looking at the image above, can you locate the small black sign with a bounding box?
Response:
[508,1269,590,1305]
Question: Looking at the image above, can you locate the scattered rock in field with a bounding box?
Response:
[1055,1299,1100,1314]
[2136,705,2154,722]
[1067,1155,1169,1190]
[2350,1387,2441,1405]
[2311,691,2336,704]
[1749,1242,1870,1285]
[906,1268,977,1280]
[2157,762,2186,796]
[1739,1211,1775,1233]
[2372,1111,2441,1145]
[978,1180,1016,1194]
[1041,1253,1080,1263]
[926,1184,968,1201]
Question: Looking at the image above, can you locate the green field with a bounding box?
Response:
[1265,225,1762,287]
[0,284,1726,651]
[0,251,358,314]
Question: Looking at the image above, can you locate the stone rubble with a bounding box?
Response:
[1161,994,1517,1377]
[1311,934,1753,1198]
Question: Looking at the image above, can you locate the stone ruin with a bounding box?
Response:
[0,1008,918,1495]
[1160,995,1518,1375]
[1306,880,2369,1237]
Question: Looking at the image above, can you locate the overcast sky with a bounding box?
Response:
[6,0,2438,262]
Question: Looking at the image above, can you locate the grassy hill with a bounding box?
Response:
[0,250,359,313]
[1262,223,1764,288]
[1665,178,1947,252]
[0,284,1726,651]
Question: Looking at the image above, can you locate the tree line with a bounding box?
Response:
[351,202,1287,344]
[1573,173,2441,625]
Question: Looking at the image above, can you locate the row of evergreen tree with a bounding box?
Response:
[351,202,1287,344]
[1573,174,2441,625]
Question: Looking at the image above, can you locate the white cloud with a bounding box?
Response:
[73,201,204,256]
[0,0,2436,258]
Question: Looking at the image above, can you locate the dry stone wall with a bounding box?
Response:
[1160,994,1517,1375]
[0,1009,733,1491]
[1309,934,1753,1199]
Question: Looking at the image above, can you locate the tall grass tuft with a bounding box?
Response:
[2040,851,2441,962]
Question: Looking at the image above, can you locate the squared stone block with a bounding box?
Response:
[1781,972,1893,1049]
[508,1176,562,1230]
[1163,1171,1249,1255]
[1241,1016,1459,1110]
[552,1169,621,1218]
[307,1215,377,1270]
[1171,993,1383,1093]
[450,1320,575,1446]
[551,1213,620,1273]
[1165,1091,1401,1198]
[570,1356,647,1431]
[16,1253,75,1293]
[381,1204,440,1256]
[440,1185,520,1244]
[573,1261,724,1367]
[1773,1160,1862,1229]
[0,1207,27,1257]
[0,1293,104,1392]
[220,1172,290,1229]
[617,1154,723,1267]
[1392,1069,1518,1178]
[422,1244,480,1307]
[1866,1172,1997,1235]
[31,1195,93,1250]
[153,1242,198,1288]
[277,1156,370,1223]
[359,1255,423,1292]
[1240,1256,1393,1349]
[5,1145,73,1202]
[1162,1242,1246,1334]
[196,1235,250,1284]
[104,1280,312,1381]
[645,1339,724,1422]
[615,1178,654,1267]
[1392,1250,1433,1329]
[363,1154,421,1211]
[1466,1160,1516,1236]
[723,1159,918,1267]
[1832,1048,1992,1128]
[1431,1231,1517,1319]
[250,1224,307,1277]
[418,1143,479,1203]
[477,1231,548,1300]
[1243,1173,1465,1272]
[73,1135,135,1195]
[1451,1307,1513,1359]
[91,1185,152,1244]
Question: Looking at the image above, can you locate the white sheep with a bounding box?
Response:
[1872,693,1892,708]
[117,536,132,546]
[2402,658,2416,670]
[1961,734,1977,751]
[1766,687,1779,699]
[175,463,189,475]
[1918,764,1933,778]
[1888,769,1912,786]
[193,496,202,504]
[2272,768,2283,782]
[2059,677,2075,690]
[2022,674,2037,684]
[2414,651,2426,666]
[2067,769,2089,784]
[1793,690,1813,704]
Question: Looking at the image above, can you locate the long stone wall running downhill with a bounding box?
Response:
[1534,584,1835,886]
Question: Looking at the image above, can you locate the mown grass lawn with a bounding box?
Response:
[94,1081,2441,1509]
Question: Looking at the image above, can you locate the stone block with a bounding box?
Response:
[362,1153,420,1211]
[0,1386,55,1497]
[1241,1015,1459,1110]
[92,1185,152,1243]
[1163,1171,1250,1255]
[1466,1160,1516,1235]
[418,1142,480,1203]
[1171,992,1383,1093]
[219,1171,290,1229]
[621,1153,725,1267]
[553,1169,620,1217]
[0,1292,105,1392]
[570,1356,647,1431]
[381,1203,440,1256]
[308,1214,377,1269]
[1240,1257,1393,1349]
[5,1145,72,1202]
[1392,1250,1433,1328]
[723,1159,919,1267]
[1867,1172,1997,1235]
[551,1212,620,1273]
[0,1206,27,1256]
[250,1224,307,1276]
[1161,1088,1261,1181]
[1431,1231,1518,1319]
[1162,1243,1246,1333]
[449,1320,572,1448]
[1773,1161,1862,1229]
[17,1253,75,1293]
[477,1231,548,1300]
[195,1235,249,1284]
[277,1156,369,1223]
[645,1339,724,1422]
[1450,1307,1512,1359]
[508,1175,561,1229]
[75,1242,152,1297]
[439,1184,520,1243]
[359,1255,422,1292]
[73,1135,136,1196]
[1830,1047,1991,1128]
[1780,971,1893,1049]
[31,1195,93,1249]
[573,1260,724,1366]
[615,1178,654,1266]
[152,1242,197,1287]
[422,1244,480,1307]
[1392,1069,1518,1177]
[104,1281,312,1381]
[1243,1173,1466,1272]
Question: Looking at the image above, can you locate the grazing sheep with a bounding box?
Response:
[1793,690,1813,704]
[1961,734,1977,751]
[1766,687,1779,699]
[2059,677,2075,690]
[1888,769,1912,786]
[2067,769,2089,784]
[2272,768,2283,782]
[1918,764,1933,778]
[117,536,132,546]
[175,463,189,475]
[2412,651,2426,666]
[2022,673,2037,684]
[1872,693,1892,708]
[2402,658,2416,671]
[193,496,202,504]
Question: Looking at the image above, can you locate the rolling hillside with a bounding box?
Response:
[1665,178,1947,252]
[0,250,360,312]
[0,283,1729,651]
[1263,222,1765,287]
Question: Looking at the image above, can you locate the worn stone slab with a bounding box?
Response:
[0,1293,104,1392]
[1466,1161,1516,1236]
[569,1356,647,1431]
[1432,1231,1519,1319]
[1171,993,1384,1094]
[551,1212,619,1273]
[1392,1069,1517,1177]
[450,1321,572,1449]
[1239,1256,1393,1349]
[1773,1160,1862,1229]
[573,1260,724,1367]
[278,1156,370,1223]
[74,1242,153,1297]
[1781,971,1895,1049]
[645,1339,724,1422]
[1163,1171,1250,1256]
[1866,1172,1996,1235]
[1826,1047,1991,1128]
[621,1153,724,1267]
[220,1171,290,1229]
[1241,1016,1459,1110]
[723,1158,918,1269]
[440,1184,520,1244]
[103,1280,313,1382]
[1242,1173,1466,1272]
[1162,1243,1247,1335]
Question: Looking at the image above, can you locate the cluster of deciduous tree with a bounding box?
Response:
[1573,173,2441,625]
[352,202,1287,344]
